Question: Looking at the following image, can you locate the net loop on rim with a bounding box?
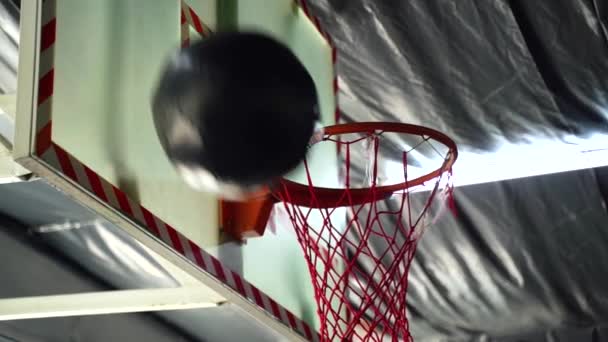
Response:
[272,122,457,342]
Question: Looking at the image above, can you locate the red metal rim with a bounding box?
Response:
[274,122,458,208]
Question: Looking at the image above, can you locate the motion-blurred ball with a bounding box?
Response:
[152,32,319,199]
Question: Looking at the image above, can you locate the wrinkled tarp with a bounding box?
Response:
[305,0,608,341]
[409,168,608,341]
[0,0,18,94]
[310,0,608,148]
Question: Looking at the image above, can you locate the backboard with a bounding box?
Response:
[14,0,338,340]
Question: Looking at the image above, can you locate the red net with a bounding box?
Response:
[273,122,457,342]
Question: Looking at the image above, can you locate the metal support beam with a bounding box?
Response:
[0,287,226,321]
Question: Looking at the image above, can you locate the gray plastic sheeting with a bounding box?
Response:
[409,168,608,341]
[309,0,608,147]
[0,0,18,94]
[304,1,608,341]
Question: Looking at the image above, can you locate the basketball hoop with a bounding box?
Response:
[271,121,458,341]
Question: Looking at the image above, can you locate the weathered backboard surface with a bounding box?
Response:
[15,0,338,339]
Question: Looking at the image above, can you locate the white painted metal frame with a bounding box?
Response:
[11,1,309,340]
[0,287,224,321]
